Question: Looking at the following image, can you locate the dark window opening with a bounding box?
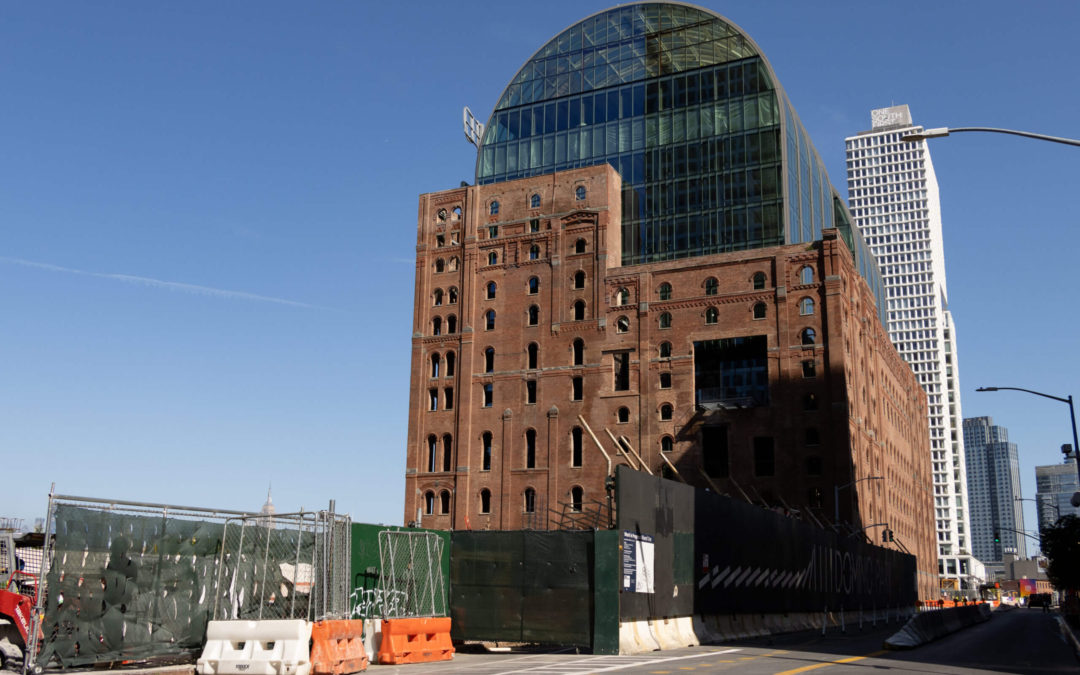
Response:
[486,281,497,299]
[434,289,443,306]
[753,437,775,476]
[805,428,820,446]
[705,277,718,295]
[616,316,630,333]
[525,429,537,468]
[659,282,672,301]
[524,488,536,513]
[574,300,586,321]
[574,270,586,288]
[659,372,672,389]
[575,186,586,200]
[528,276,540,294]
[613,352,630,391]
[801,328,816,345]
[806,456,823,476]
[484,347,495,373]
[803,392,818,411]
[425,491,435,515]
[530,244,540,260]
[802,360,816,378]
[447,315,457,333]
[530,218,540,232]
[486,310,496,330]
[448,287,458,304]
[446,351,455,376]
[427,435,437,472]
[432,317,442,336]
[526,380,537,404]
[530,193,540,208]
[430,353,440,378]
[693,336,769,407]
[442,434,453,472]
[483,383,493,407]
[658,312,672,329]
[753,302,766,319]
[528,343,539,369]
[705,307,718,324]
[440,490,451,514]
[617,407,630,423]
[570,486,583,512]
[661,436,673,453]
[490,201,499,216]
[444,387,454,410]
[428,388,438,411]
[660,403,673,420]
[575,238,586,254]
[571,376,583,401]
[528,304,540,325]
[480,488,491,513]
[659,341,672,358]
[753,272,766,290]
[571,427,583,467]
[573,339,585,365]
[488,251,498,265]
[482,431,493,471]
[703,426,728,478]
[435,259,445,273]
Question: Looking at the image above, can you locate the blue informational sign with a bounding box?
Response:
[621,530,655,593]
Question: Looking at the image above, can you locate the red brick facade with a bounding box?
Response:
[404,165,938,601]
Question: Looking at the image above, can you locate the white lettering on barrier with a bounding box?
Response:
[348,587,409,620]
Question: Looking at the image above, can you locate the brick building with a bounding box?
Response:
[404,164,937,600]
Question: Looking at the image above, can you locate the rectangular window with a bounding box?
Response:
[483,383,493,407]
[444,387,454,410]
[613,352,630,391]
[659,372,672,389]
[488,225,499,238]
[530,218,540,232]
[526,380,537,404]
[802,360,816,378]
[753,437,775,476]
[429,388,438,411]
[571,376,583,401]
[703,426,728,478]
[693,336,768,406]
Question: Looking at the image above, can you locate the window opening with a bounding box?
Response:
[526,379,537,404]
[659,372,672,389]
[444,387,454,410]
[705,277,718,295]
[571,427,583,467]
[753,272,766,290]
[801,328,816,345]
[616,316,629,333]
[753,302,766,319]
[753,437,775,476]
[524,488,536,513]
[428,388,438,411]
[484,347,495,373]
[613,352,630,391]
[435,258,445,273]
[617,407,630,423]
[658,282,672,301]
[805,427,820,446]
[529,218,540,232]
[430,353,440,378]
[447,315,456,333]
[802,359,816,378]
[486,309,496,330]
[658,312,672,329]
[800,297,815,315]
[528,343,539,369]
[659,341,672,358]
[800,266,814,284]
[446,351,455,376]
[661,436,674,453]
[490,201,499,215]
[574,239,586,254]
[425,491,435,515]
[693,336,769,406]
[434,288,443,306]
[573,338,585,366]
[443,434,453,472]
[570,486,583,512]
[803,392,817,411]
[483,383,493,407]
[448,287,458,304]
[574,270,586,288]
[575,186,586,200]
[528,305,540,325]
[616,287,630,305]
[571,376,583,401]
[488,225,499,238]
[528,276,540,294]
[482,431,493,471]
[705,307,719,324]
[427,435,437,472]
[573,300,585,321]
[529,244,540,260]
[660,404,673,420]
[525,429,537,468]
[530,193,541,208]
[440,490,451,514]
[486,281,496,299]
[480,489,491,513]
[488,251,498,265]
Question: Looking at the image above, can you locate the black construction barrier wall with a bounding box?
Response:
[616,467,917,619]
[449,530,595,647]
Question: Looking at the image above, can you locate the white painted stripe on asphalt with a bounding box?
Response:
[488,648,743,675]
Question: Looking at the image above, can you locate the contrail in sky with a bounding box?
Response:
[0,256,344,312]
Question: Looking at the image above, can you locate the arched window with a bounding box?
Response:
[805,428,820,446]
[437,208,447,221]
[485,309,496,330]
[802,359,816,378]
[658,312,672,329]
[433,289,443,306]
[452,206,461,219]
[427,435,437,472]
[573,300,585,321]
[803,392,818,411]
[482,431,493,471]
[573,338,585,366]
[799,297,815,315]
[430,353,440,378]
[617,407,630,423]
[525,429,537,468]
[524,488,536,513]
[486,281,497,299]
[571,427,583,467]
[528,305,540,325]
[424,491,435,515]
[801,327,817,345]
[440,490,451,514]
[490,200,499,215]
[570,486,583,512]
[488,251,498,265]
[705,277,718,295]
[435,258,445,273]
[753,302,767,319]
[528,343,539,369]
[659,341,672,358]
[480,488,491,513]
[442,434,453,472]
[528,276,540,294]
[800,266,814,285]
[575,185,586,200]
[753,272,766,290]
[574,238,586,254]
[432,317,442,336]
[448,287,458,304]
[484,347,495,373]
[445,351,455,376]
[660,404,673,421]
[705,307,718,324]
[616,316,630,333]
[530,193,541,208]
[661,436,674,453]
[573,270,586,288]
[448,256,459,271]
[529,244,540,260]
[616,287,630,306]
[658,282,672,300]
[447,315,457,333]
[659,372,671,388]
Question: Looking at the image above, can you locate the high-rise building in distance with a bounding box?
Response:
[845,105,979,596]
[962,416,1026,570]
[1035,457,1080,529]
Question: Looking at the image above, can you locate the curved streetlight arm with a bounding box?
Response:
[977,386,1069,405]
[834,475,884,524]
[901,127,1080,148]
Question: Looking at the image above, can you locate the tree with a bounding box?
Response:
[1040,515,1080,591]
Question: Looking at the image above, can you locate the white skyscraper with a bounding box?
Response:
[845,105,980,596]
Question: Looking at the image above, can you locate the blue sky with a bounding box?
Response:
[2,1,1078,544]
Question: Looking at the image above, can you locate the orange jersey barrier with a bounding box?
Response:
[377,617,454,665]
[310,620,368,675]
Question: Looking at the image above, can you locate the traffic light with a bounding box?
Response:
[888,529,895,542]
[882,529,888,542]
[993,530,1000,543]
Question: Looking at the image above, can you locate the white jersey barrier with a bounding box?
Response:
[197,619,313,675]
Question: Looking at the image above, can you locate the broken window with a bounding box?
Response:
[430,353,440,378]
[613,352,630,391]
[448,256,459,271]
[616,316,629,333]
[435,258,445,273]
[525,429,537,468]
[448,287,458,304]
[753,437,775,476]
[616,287,630,305]
[693,336,768,406]
[434,288,443,306]
[428,388,438,411]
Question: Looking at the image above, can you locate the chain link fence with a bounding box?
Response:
[377,531,446,619]
[212,509,350,622]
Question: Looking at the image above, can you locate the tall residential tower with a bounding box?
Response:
[845,105,978,596]
[1035,456,1080,529]
[962,416,1026,572]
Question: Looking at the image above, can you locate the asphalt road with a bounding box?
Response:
[370,606,1078,675]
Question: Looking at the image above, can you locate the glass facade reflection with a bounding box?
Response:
[475,2,884,321]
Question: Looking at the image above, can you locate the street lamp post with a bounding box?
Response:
[834,475,884,525]
[976,386,1080,489]
[1016,497,1060,528]
[901,127,1080,148]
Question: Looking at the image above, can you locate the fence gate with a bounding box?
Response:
[377,531,446,618]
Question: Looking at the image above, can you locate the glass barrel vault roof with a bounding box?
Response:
[474,1,883,318]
